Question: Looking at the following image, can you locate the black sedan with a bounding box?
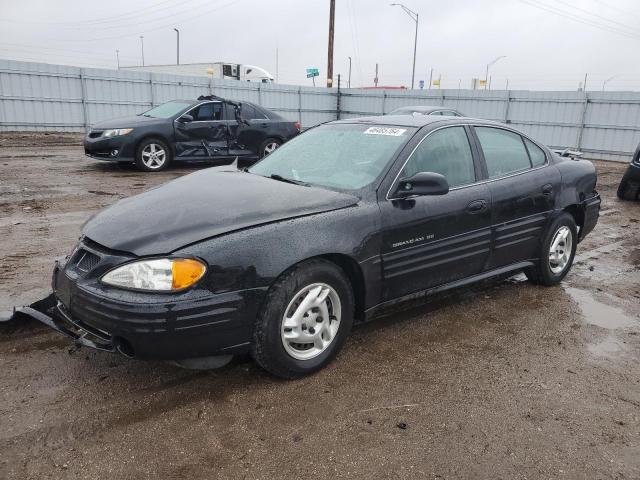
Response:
[83,95,300,172]
[617,142,640,201]
[388,105,464,116]
[19,115,600,378]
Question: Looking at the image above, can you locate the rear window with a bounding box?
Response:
[475,127,532,179]
[524,138,546,167]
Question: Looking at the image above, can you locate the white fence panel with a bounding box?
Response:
[2,60,640,161]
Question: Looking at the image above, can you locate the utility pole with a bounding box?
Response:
[374,63,379,87]
[485,56,506,89]
[116,49,120,70]
[428,68,433,89]
[391,3,418,90]
[583,73,588,91]
[348,56,352,88]
[140,36,145,66]
[327,0,335,88]
[174,28,180,65]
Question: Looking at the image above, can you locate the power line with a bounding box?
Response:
[0,0,189,26]
[517,0,640,40]
[52,0,244,43]
[553,0,640,35]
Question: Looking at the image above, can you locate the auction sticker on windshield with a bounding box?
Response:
[363,127,407,136]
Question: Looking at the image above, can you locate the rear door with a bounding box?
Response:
[471,126,559,269]
[379,125,492,300]
[228,104,270,157]
[174,101,228,158]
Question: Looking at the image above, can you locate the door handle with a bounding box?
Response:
[467,199,488,214]
[542,184,553,195]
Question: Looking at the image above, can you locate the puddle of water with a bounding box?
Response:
[588,337,623,357]
[564,287,636,330]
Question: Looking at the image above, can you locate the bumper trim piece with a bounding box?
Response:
[3,293,117,353]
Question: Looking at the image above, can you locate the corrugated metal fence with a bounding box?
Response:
[2,59,639,162]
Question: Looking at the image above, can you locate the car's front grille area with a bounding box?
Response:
[69,248,101,274]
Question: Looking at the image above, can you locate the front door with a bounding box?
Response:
[471,126,559,269]
[380,125,492,301]
[174,101,229,159]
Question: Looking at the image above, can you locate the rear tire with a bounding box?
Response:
[135,138,171,172]
[259,138,281,158]
[251,259,354,379]
[617,180,639,201]
[525,213,577,286]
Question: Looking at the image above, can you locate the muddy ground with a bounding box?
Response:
[0,136,639,479]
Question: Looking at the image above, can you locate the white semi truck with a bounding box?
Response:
[122,62,275,83]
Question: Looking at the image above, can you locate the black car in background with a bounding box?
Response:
[388,105,464,116]
[83,95,300,172]
[617,142,640,201]
[21,115,600,378]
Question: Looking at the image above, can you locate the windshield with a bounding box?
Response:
[141,101,192,118]
[249,123,416,191]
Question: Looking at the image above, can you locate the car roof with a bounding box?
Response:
[390,105,454,113]
[331,114,503,128]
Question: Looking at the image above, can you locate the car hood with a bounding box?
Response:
[82,169,359,256]
[90,115,166,130]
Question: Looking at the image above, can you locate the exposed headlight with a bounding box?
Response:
[101,258,206,292]
[102,128,133,138]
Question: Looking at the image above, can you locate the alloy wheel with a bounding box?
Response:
[263,142,279,156]
[548,226,573,274]
[141,143,166,169]
[281,283,342,361]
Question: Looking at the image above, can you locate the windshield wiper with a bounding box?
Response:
[269,174,309,186]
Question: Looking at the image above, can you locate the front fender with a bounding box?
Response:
[175,203,383,309]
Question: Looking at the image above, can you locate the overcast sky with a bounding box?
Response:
[1,0,639,91]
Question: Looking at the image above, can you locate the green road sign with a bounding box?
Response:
[306,68,319,78]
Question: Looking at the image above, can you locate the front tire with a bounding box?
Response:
[135,138,171,172]
[525,213,577,286]
[251,259,354,379]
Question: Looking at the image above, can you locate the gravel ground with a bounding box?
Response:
[0,138,639,479]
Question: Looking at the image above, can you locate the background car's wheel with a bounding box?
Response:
[259,138,281,158]
[135,138,171,172]
[617,180,639,201]
[251,259,354,379]
[525,212,578,286]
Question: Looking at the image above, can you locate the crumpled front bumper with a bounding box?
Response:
[1,292,119,353]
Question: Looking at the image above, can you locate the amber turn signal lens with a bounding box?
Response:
[171,259,206,289]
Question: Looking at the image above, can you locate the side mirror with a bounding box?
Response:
[394,172,449,198]
[178,114,193,123]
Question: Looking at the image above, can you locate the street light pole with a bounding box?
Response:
[348,56,352,88]
[116,49,120,70]
[390,3,418,90]
[485,55,506,90]
[140,36,145,67]
[602,75,618,91]
[174,28,180,65]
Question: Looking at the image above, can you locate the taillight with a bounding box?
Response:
[294,121,301,132]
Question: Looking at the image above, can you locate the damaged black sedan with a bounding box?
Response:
[83,95,300,172]
[14,115,600,378]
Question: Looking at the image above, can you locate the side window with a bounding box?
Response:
[524,137,546,167]
[242,104,267,120]
[402,126,476,188]
[429,111,443,116]
[190,102,222,121]
[475,127,532,179]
